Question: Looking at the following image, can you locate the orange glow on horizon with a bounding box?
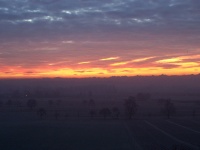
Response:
[0,65,199,79]
[0,55,200,79]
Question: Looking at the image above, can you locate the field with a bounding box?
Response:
[0,84,200,150]
[0,97,200,150]
[0,118,200,150]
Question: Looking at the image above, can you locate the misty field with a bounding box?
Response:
[0,120,131,150]
[0,118,200,150]
[1,77,200,150]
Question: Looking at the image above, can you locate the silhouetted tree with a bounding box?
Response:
[0,100,3,107]
[148,112,152,117]
[82,99,88,105]
[162,99,176,119]
[124,96,137,119]
[6,99,12,107]
[48,99,53,106]
[112,107,120,119]
[27,99,37,110]
[88,91,93,99]
[56,99,62,106]
[65,111,68,119]
[77,110,80,119]
[172,145,178,150]
[89,98,95,106]
[54,110,60,120]
[99,108,111,119]
[14,100,21,107]
[89,109,96,119]
[37,108,47,119]
[192,109,196,118]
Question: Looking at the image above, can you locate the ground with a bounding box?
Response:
[0,116,200,150]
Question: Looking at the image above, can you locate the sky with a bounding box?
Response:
[0,0,200,78]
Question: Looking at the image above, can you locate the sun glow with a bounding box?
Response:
[0,54,200,79]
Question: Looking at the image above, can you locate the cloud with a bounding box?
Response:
[24,71,37,74]
[78,61,91,65]
[1,0,200,41]
[110,61,129,66]
[1,0,200,77]
[156,58,182,63]
[100,57,119,61]
[62,40,75,44]
[155,63,181,69]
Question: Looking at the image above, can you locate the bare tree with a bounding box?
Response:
[89,109,96,119]
[124,96,137,119]
[37,108,47,119]
[27,99,37,110]
[15,100,22,107]
[172,145,178,150]
[6,99,12,107]
[77,110,80,119]
[48,99,53,107]
[56,99,62,106]
[54,110,60,120]
[112,107,120,119]
[0,100,3,107]
[192,109,196,118]
[65,111,68,119]
[82,99,88,105]
[162,99,176,119]
[89,98,95,106]
[99,108,111,119]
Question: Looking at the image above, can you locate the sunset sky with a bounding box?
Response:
[0,0,200,78]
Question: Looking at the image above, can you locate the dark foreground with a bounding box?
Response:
[0,117,200,150]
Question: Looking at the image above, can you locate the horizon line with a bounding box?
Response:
[0,74,200,80]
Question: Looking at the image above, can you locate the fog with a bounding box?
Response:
[0,75,200,150]
[1,75,200,97]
